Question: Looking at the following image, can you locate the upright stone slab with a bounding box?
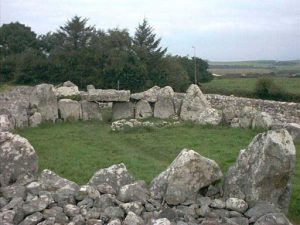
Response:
[0,114,14,132]
[112,102,134,120]
[150,149,223,205]
[135,100,153,119]
[173,93,185,115]
[87,89,130,102]
[0,132,38,186]
[58,99,82,121]
[29,84,58,122]
[154,86,175,119]
[180,84,221,125]
[81,100,102,121]
[223,129,296,213]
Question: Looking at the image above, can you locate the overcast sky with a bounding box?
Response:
[1,0,299,61]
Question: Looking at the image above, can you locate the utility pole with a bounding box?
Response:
[192,46,197,85]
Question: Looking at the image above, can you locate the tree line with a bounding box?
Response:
[0,16,213,92]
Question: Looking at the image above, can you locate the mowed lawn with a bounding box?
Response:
[202,77,300,95]
[15,120,300,222]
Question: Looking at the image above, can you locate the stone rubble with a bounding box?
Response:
[111,119,180,131]
[0,128,296,225]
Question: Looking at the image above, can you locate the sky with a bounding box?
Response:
[1,0,299,61]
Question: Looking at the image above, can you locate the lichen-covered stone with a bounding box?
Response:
[80,100,102,121]
[135,100,153,119]
[112,102,134,120]
[58,99,82,121]
[154,86,175,119]
[87,89,130,102]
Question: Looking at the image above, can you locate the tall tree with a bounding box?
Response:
[133,19,167,88]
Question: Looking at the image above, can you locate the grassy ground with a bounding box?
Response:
[15,120,299,222]
[202,77,300,95]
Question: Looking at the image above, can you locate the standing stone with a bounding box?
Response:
[130,86,160,103]
[150,149,223,205]
[112,102,134,120]
[88,163,134,193]
[154,86,175,119]
[0,132,38,186]
[180,84,221,125]
[173,93,185,115]
[29,84,58,122]
[272,123,300,142]
[223,129,296,213]
[0,114,14,131]
[58,99,82,121]
[29,112,42,127]
[80,100,102,121]
[135,100,153,119]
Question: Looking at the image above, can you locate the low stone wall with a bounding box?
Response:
[206,94,300,124]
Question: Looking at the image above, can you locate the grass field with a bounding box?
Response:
[202,77,300,96]
[15,120,299,222]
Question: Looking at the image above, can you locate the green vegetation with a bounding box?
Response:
[202,77,300,102]
[16,121,299,222]
[0,17,212,92]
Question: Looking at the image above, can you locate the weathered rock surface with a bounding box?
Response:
[150,149,223,205]
[180,84,221,125]
[118,181,149,203]
[131,86,160,102]
[87,89,130,102]
[58,99,82,121]
[0,114,14,131]
[173,93,185,115]
[254,213,291,225]
[0,132,38,186]
[273,123,300,142]
[88,164,134,193]
[29,84,58,122]
[54,81,80,98]
[29,112,42,127]
[111,119,180,131]
[154,86,175,119]
[135,100,153,119]
[112,102,134,121]
[81,100,102,121]
[223,129,296,213]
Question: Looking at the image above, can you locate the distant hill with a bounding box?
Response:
[208,60,300,77]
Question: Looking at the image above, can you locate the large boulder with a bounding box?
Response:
[150,149,223,205]
[80,100,102,121]
[223,129,296,213]
[0,132,38,186]
[112,102,134,120]
[88,163,134,193]
[29,84,58,122]
[54,81,80,98]
[58,99,82,121]
[0,114,14,131]
[135,100,153,119]
[131,86,160,102]
[29,112,42,127]
[87,89,130,102]
[180,84,221,125]
[154,86,175,119]
[272,123,300,142]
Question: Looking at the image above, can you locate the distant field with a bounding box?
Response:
[208,68,273,76]
[202,77,300,96]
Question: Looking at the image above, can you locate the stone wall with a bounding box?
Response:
[206,94,300,124]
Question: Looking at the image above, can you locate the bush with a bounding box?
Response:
[255,77,286,100]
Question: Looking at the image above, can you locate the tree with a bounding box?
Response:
[0,22,39,57]
[133,19,167,88]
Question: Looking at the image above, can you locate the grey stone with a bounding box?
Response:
[157,207,178,222]
[112,102,134,120]
[19,212,43,225]
[29,84,58,122]
[81,100,102,121]
[152,218,172,225]
[43,206,69,224]
[29,112,42,127]
[254,213,291,225]
[123,211,144,225]
[223,129,296,213]
[71,215,85,225]
[23,197,48,215]
[58,99,82,121]
[150,149,222,205]
[63,81,77,87]
[135,100,153,119]
[0,132,38,186]
[53,187,77,206]
[96,183,117,195]
[180,84,221,125]
[103,206,124,220]
[39,169,79,192]
[64,204,80,218]
[75,185,100,201]
[210,199,226,209]
[118,181,149,203]
[252,111,273,129]
[88,163,134,193]
[154,86,175,119]
[26,181,42,195]
[94,194,115,209]
[226,217,249,225]
[1,184,26,199]
[54,83,80,98]
[273,123,300,142]
[87,89,130,102]
[225,198,248,213]
[0,114,14,131]
[120,201,144,216]
[245,201,281,223]
[131,86,160,102]
[107,219,121,225]
[87,219,104,225]
[87,84,95,91]
[173,93,185,115]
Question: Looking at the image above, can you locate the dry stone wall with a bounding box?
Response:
[0,129,296,225]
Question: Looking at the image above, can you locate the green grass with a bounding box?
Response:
[202,77,300,95]
[0,83,13,92]
[15,121,299,222]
